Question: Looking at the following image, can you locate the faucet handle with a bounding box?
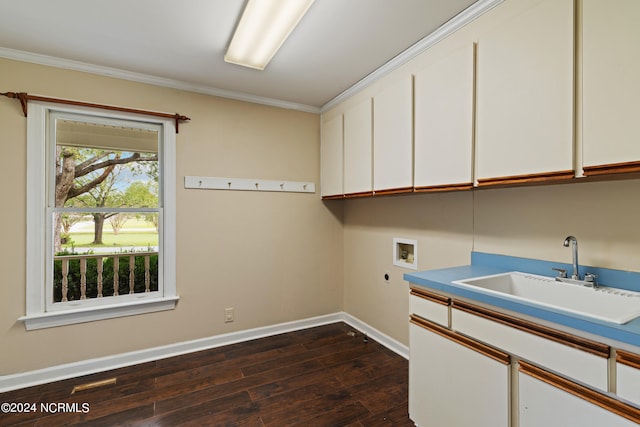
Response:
[584,273,598,286]
[552,267,567,278]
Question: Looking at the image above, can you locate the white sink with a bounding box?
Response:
[452,272,640,324]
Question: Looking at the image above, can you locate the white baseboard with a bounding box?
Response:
[0,312,408,393]
[340,312,409,359]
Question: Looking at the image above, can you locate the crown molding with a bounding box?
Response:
[0,47,321,114]
[320,0,504,112]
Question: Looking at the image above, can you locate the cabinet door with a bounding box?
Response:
[373,75,413,193]
[519,362,640,426]
[582,0,640,176]
[475,0,574,186]
[320,114,343,198]
[343,98,372,195]
[414,44,474,190]
[409,317,509,427]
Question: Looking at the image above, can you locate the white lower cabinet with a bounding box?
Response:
[409,289,640,426]
[519,363,639,427]
[409,316,510,427]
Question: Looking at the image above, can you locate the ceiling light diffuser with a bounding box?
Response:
[225,0,315,70]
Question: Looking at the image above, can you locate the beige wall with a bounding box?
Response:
[343,192,474,344]
[0,57,344,374]
[344,179,640,346]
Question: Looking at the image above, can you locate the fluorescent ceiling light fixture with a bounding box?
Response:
[225,0,315,70]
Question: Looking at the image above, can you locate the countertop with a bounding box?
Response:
[404,252,640,349]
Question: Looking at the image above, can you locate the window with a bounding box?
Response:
[22,102,178,330]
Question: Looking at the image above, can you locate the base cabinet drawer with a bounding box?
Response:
[617,350,640,406]
[452,302,609,390]
[519,362,640,426]
[410,288,449,326]
[409,316,509,427]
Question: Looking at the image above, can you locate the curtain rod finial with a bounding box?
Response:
[2,91,28,116]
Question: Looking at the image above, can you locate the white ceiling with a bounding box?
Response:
[0,0,485,112]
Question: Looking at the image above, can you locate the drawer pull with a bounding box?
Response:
[617,349,640,370]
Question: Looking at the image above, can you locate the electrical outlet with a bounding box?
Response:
[384,271,391,284]
[224,307,234,323]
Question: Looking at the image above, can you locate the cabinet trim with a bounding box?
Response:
[410,287,450,306]
[373,186,414,196]
[321,194,344,200]
[476,170,574,188]
[343,191,374,199]
[414,182,474,193]
[452,300,610,358]
[410,314,510,364]
[583,161,640,177]
[617,349,640,370]
[519,360,640,424]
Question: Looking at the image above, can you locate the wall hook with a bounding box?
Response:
[185,176,315,193]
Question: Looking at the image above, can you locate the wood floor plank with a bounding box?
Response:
[347,402,414,427]
[286,401,373,427]
[259,388,358,426]
[0,322,414,426]
[250,378,349,423]
[154,363,244,389]
[247,367,339,401]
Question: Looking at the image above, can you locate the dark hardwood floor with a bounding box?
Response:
[1,322,414,426]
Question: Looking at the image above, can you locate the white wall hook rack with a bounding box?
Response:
[184,176,316,194]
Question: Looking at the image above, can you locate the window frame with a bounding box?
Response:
[21,101,178,330]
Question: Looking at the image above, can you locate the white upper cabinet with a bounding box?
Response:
[343,98,372,195]
[320,114,343,198]
[414,44,474,190]
[475,0,574,186]
[582,0,640,176]
[373,75,413,193]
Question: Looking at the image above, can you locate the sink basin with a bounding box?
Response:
[452,272,640,324]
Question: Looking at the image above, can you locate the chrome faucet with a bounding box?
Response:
[563,235,579,280]
[554,236,598,287]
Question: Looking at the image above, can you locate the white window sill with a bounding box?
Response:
[19,296,179,330]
